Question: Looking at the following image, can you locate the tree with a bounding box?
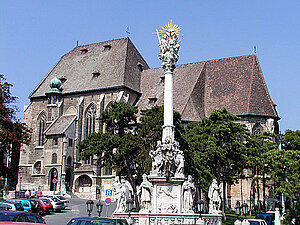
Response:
[246,132,277,211]
[184,108,249,212]
[264,130,300,213]
[78,101,141,207]
[0,74,31,189]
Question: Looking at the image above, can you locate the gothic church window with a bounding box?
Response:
[33,161,42,174]
[85,103,96,138]
[37,112,47,146]
[52,153,57,164]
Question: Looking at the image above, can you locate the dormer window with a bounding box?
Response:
[103,44,111,51]
[137,62,144,72]
[59,76,67,83]
[80,48,88,54]
[160,76,165,83]
[148,97,157,105]
[92,70,100,77]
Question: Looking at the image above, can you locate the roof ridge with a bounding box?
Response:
[181,62,206,118]
[247,55,256,113]
[253,56,278,117]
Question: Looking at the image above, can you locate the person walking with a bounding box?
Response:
[25,190,30,199]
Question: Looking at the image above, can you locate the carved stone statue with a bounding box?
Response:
[113,176,131,213]
[208,179,222,214]
[182,175,196,213]
[155,20,181,73]
[137,174,153,212]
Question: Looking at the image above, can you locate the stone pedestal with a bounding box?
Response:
[148,176,185,214]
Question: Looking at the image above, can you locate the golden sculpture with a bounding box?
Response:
[153,20,181,40]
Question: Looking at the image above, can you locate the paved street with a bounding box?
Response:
[43,197,116,225]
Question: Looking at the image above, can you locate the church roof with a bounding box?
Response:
[138,55,278,120]
[44,114,76,136]
[30,38,149,98]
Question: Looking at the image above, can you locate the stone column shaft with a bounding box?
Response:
[162,71,175,142]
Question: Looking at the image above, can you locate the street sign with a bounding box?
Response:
[105,189,112,196]
[105,198,111,205]
[52,178,57,184]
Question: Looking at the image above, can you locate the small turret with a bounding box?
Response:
[47,72,62,94]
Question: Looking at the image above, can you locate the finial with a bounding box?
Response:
[126,27,130,37]
[253,46,257,54]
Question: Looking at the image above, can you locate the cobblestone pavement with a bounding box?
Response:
[43,197,116,225]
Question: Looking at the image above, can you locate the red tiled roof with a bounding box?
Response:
[138,55,278,120]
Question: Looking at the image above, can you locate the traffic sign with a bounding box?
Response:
[52,178,57,184]
[105,198,111,205]
[105,189,112,196]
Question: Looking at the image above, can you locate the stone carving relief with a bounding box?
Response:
[157,186,178,213]
[137,174,153,212]
[182,175,196,213]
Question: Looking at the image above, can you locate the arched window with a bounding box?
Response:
[67,156,72,166]
[51,153,57,164]
[37,112,47,146]
[85,103,96,138]
[33,161,42,174]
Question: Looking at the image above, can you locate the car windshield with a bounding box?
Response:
[56,196,66,201]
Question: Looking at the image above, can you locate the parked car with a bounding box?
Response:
[0,202,23,211]
[45,195,69,209]
[256,213,275,225]
[7,199,33,212]
[67,217,128,225]
[0,211,46,224]
[29,200,44,215]
[42,197,64,212]
[31,199,53,214]
[248,219,268,225]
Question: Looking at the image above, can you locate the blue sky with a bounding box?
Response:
[1,0,299,132]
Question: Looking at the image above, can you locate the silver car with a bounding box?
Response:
[43,197,65,212]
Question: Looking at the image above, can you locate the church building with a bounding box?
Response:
[20,37,279,205]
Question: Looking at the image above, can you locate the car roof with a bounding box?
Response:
[71,217,123,221]
[249,219,266,221]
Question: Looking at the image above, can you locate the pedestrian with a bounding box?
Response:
[25,190,30,199]
[36,189,42,198]
[31,189,36,198]
[289,218,296,225]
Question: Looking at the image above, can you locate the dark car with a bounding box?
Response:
[67,217,128,225]
[256,213,275,225]
[0,211,46,224]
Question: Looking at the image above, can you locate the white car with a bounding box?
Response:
[43,197,65,212]
[248,219,268,225]
[48,195,69,209]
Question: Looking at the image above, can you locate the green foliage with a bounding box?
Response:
[263,130,300,199]
[184,108,249,191]
[0,75,31,186]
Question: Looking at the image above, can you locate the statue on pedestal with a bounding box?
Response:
[182,175,196,213]
[208,179,222,213]
[137,174,153,212]
[113,176,131,213]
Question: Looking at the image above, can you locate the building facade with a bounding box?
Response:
[19,38,279,204]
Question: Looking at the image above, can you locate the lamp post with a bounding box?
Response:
[86,200,94,217]
[96,201,103,217]
[19,169,24,198]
